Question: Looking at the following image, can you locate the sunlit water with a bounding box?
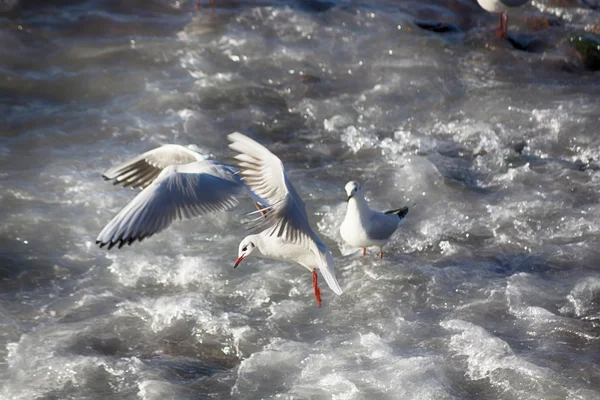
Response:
[1,0,600,398]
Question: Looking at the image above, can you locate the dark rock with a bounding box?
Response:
[513,140,527,154]
[581,0,600,10]
[525,15,561,31]
[569,33,600,70]
[297,0,335,13]
[0,0,18,12]
[506,35,547,53]
[414,20,462,34]
[299,75,321,84]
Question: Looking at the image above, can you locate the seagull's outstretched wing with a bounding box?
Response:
[102,144,207,189]
[227,132,315,249]
[97,162,244,249]
[97,146,248,249]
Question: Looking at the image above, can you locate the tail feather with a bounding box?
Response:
[384,206,408,219]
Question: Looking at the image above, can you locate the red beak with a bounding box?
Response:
[234,256,245,269]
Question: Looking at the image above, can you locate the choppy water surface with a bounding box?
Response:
[1,0,600,398]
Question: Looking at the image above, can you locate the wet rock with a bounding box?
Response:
[407,1,471,32]
[525,15,561,32]
[69,335,126,356]
[581,0,600,10]
[297,0,334,13]
[414,20,462,34]
[545,0,583,6]
[512,140,527,155]
[506,34,547,53]
[299,74,321,84]
[569,33,600,70]
[0,0,18,12]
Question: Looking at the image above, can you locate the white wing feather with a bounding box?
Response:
[227,132,314,249]
[102,144,206,189]
[315,245,343,295]
[97,161,244,249]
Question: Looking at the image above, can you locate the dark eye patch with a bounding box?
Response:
[242,246,247,252]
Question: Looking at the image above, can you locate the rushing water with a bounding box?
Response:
[1,0,600,398]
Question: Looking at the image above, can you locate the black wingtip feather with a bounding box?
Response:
[384,206,409,219]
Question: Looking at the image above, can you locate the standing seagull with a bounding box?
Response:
[340,181,408,259]
[96,144,264,249]
[476,0,529,38]
[228,132,343,307]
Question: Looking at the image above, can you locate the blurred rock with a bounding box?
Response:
[569,33,600,70]
[415,21,462,34]
[581,0,599,10]
[525,15,560,32]
[507,34,547,53]
[0,0,18,12]
[299,74,322,84]
[545,0,582,6]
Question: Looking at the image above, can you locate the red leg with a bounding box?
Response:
[362,248,366,256]
[502,13,508,38]
[495,12,504,37]
[195,0,201,9]
[312,269,322,308]
[378,250,383,259]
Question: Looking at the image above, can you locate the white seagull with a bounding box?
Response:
[476,0,529,38]
[227,132,342,307]
[96,144,264,249]
[340,181,408,259]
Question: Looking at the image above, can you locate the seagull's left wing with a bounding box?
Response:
[97,161,243,249]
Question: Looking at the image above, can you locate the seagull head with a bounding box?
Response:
[234,236,257,268]
[345,181,361,201]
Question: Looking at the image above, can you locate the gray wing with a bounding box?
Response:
[227,132,316,250]
[102,144,205,189]
[97,161,244,249]
[366,212,401,241]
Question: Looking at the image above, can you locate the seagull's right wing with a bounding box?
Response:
[97,161,243,249]
[367,210,406,241]
[227,132,316,250]
[102,144,205,189]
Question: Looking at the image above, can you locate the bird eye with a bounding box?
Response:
[242,246,247,252]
